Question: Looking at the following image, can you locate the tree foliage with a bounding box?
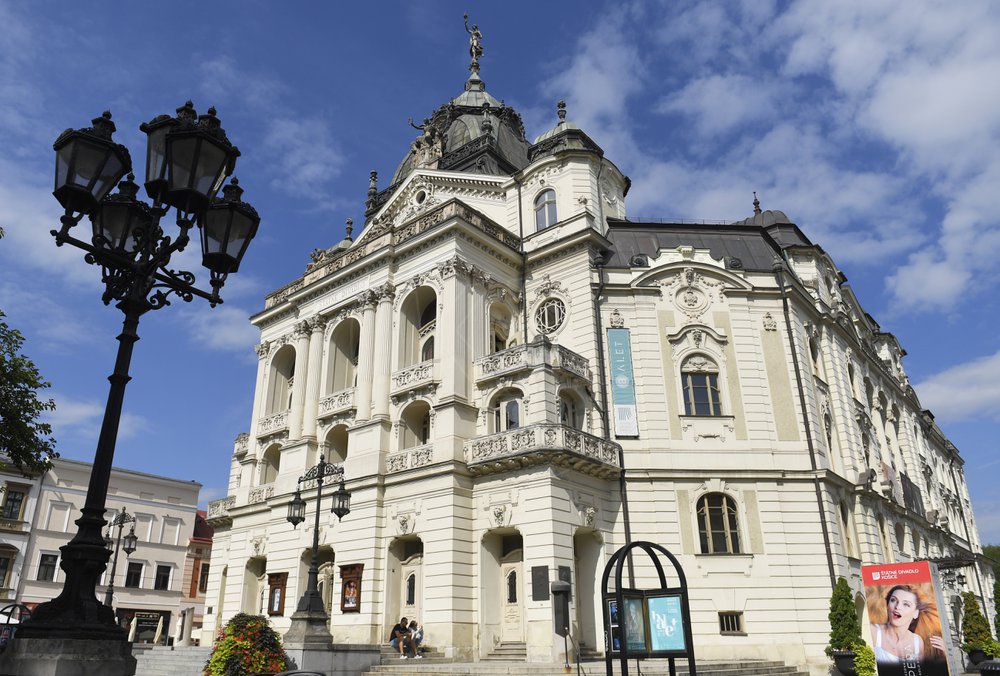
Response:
[0,227,58,474]
[827,577,863,655]
[960,591,993,652]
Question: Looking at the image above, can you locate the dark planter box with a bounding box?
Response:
[970,650,990,666]
[832,649,857,676]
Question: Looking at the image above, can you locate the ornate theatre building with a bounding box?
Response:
[204,30,993,674]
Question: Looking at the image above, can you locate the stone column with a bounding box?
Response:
[438,259,469,399]
[473,274,488,360]
[355,293,378,420]
[371,284,394,418]
[301,316,327,439]
[288,321,311,439]
[249,342,270,437]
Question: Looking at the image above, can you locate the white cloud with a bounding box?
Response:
[180,304,258,354]
[656,74,778,137]
[44,394,150,443]
[912,350,1000,423]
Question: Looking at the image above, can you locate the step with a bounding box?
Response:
[364,659,810,676]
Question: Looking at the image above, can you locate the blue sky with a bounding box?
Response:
[1,1,998,542]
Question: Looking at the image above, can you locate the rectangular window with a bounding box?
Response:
[154,565,171,591]
[719,611,744,635]
[1,489,26,520]
[125,562,143,588]
[37,554,58,582]
[199,562,210,594]
[0,554,14,588]
[683,373,722,416]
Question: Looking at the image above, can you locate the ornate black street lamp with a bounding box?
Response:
[286,456,351,617]
[103,507,138,608]
[15,104,259,646]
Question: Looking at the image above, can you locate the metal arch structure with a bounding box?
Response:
[601,540,697,676]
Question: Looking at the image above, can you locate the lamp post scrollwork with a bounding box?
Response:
[102,507,138,608]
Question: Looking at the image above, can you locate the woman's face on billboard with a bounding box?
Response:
[887,589,919,628]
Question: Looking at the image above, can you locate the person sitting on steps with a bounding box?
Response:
[408,619,424,653]
[388,616,420,659]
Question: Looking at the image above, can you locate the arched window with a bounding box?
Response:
[260,445,281,484]
[421,336,435,362]
[325,425,349,464]
[534,189,557,231]
[266,345,296,415]
[327,319,360,393]
[400,287,437,368]
[839,502,856,558]
[401,401,432,449]
[405,573,416,606]
[490,389,522,433]
[696,493,741,554]
[559,390,583,430]
[490,303,513,354]
[506,570,518,603]
[681,355,722,417]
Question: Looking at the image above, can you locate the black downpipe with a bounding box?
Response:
[774,258,837,591]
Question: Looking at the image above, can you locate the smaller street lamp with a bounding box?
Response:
[103,507,137,608]
[286,456,351,618]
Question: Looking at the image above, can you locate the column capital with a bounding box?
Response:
[255,341,271,359]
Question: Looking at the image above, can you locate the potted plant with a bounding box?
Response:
[204,613,289,676]
[827,577,864,676]
[960,591,994,665]
[851,641,877,676]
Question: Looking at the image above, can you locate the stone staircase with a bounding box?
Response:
[133,645,212,676]
[378,643,448,664]
[364,658,811,676]
[483,642,527,662]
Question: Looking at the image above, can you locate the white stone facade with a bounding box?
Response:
[204,72,994,675]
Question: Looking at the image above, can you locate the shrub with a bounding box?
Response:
[827,577,863,656]
[994,579,1000,640]
[851,640,877,676]
[204,614,289,676]
[959,591,993,653]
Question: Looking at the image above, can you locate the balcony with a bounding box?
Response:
[391,360,438,396]
[474,340,591,385]
[318,388,356,419]
[206,495,236,527]
[386,444,434,474]
[464,424,620,479]
[257,410,289,437]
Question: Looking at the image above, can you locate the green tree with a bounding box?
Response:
[961,591,993,652]
[984,545,1000,638]
[827,577,863,655]
[0,226,58,473]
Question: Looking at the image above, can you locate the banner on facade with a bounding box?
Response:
[607,328,639,437]
[861,561,953,676]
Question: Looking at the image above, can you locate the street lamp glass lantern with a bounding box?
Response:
[103,531,113,550]
[164,103,240,216]
[330,480,351,521]
[139,114,179,206]
[287,490,306,528]
[200,178,260,274]
[53,112,131,216]
[122,526,138,556]
[90,174,153,254]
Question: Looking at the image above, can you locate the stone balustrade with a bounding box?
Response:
[257,410,289,437]
[386,444,434,474]
[206,495,236,526]
[464,424,620,479]
[390,360,437,394]
[473,341,590,384]
[319,388,356,418]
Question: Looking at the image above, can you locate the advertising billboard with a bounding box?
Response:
[607,328,639,437]
[861,561,953,676]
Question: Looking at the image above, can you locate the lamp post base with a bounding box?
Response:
[283,607,332,671]
[0,637,136,676]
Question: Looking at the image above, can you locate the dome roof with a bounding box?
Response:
[733,209,792,227]
[388,74,531,187]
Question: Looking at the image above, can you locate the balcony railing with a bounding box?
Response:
[206,495,236,526]
[318,388,356,418]
[257,410,289,437]
[386,444,434,474]
[464,424,620,479]
[474,341,591,384]
[391,360,437,395]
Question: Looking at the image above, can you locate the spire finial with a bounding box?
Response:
[557,100,567,123]
[345,217,354,241]
[753,191,761,215]
[366,171,379,210]
[464,13,484,77]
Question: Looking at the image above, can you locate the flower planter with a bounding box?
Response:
[969,649,989,665]
[832,649,857,676]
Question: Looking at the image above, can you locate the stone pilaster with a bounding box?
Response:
[301,316,327,439]
[288,321,311,439]
[371,284,394,418]
[355,293,377,420]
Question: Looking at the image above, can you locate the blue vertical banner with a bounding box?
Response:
[607,328,639,437]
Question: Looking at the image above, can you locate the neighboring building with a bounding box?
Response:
[203,34,995,674]
[175,510,214,645]
[0,465,42,606]
[11,458,200,643]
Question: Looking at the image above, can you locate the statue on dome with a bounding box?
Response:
[464,14,483,67]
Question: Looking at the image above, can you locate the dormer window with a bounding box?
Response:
[534,189,557,231]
